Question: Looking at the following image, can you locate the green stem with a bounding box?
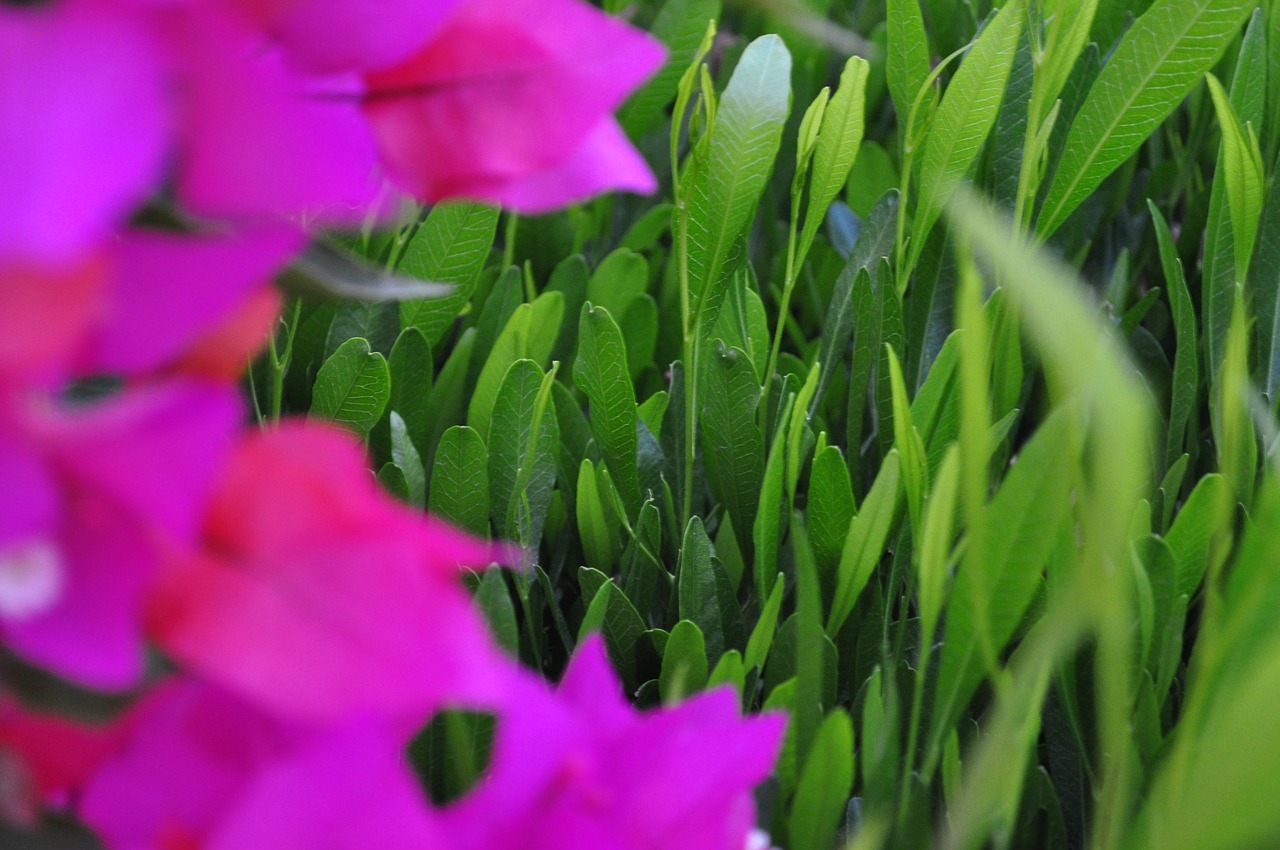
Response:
[763,212,801,397]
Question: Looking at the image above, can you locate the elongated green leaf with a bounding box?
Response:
[386,328,432,456]
[1253,148,1280,402]
[827,450,902,636]
[388,412,424,508]
[574,304,642,516]
[399,203,500,346]
[685,35,792,326]
[310,337,390,435]
[1199,15,1266,380]
[808,445,857,595]
[1038,0,1253,237]
[886,0,931,138]
[802,56,869,253]
[908,0,1025,272]
[467,292,564,441]
[576,459,622,573]
[701,343,765,555]
[886,345,928,532]
[789,711,855,850]
[429,426,489,536]
[813,192,898,416]
[1206,72,1266,281]
[927,408,1075,764]
[1150,201,1198,468]
[488,360,558,545]
[678,517,744,663]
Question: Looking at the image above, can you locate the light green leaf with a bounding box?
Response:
[429,426,489,536]
[574,304,642,516]
[802,57,869,254]
[399,203,500,346]
[1037,0,1253,237]
[685,34,792,327]
[789,710,855,850]
[310,337,390,435]
[908,0,1025,272]
[826,450,902,636]
[926,407,1076,769]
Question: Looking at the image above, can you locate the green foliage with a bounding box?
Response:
[279,4,1280,847]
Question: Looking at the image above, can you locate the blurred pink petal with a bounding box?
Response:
[363,0,663,210]
[463,119,658,213]
[149,423,518,726]
[79,679,439,849]
[173,5,382,224]
[0,259,101,388]
[208,718,442,849]
[85,228,303,377]
[0,0,168,260]
[0,697,124,822]
[0,383,241,689]
[78,679,302,849]
[440,636,785,850]
[244,0,466,73]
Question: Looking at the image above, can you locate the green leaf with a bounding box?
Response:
[1037,0,1253,237]
[827,450,902,636]
[808,445,857,595]
[685,34,792,327]
[744,574,784,673]
[678,517,744,663]
[429,426,489,536]
[1206,71,1266,281]
[908,0,1025,272]
[886,0,931,137]
[388,411,424,508]
[467,291,564,441]
[585,249,649,325]
[487,360,559,545]
[386,327,432,457]
[399,203,500,346]
[927,407,1076,767]
[618,0,722,137]
[918,444,961,646]
[310,337,391,435]
[574,304,642,516]
[578,581,653,694]
[474,570,518,655]
[701,343,765,555]
[813,192,899,416]
[886,344,928,532]
[576,459,623,573]
[1165,473,1231,599]
[1199,12,1267,374]
[754,394,793,602]
[1150,201,1199,468]
[801,56,870,254]
[660,620,709,702]
[792,514,826,764]
[788,710,855,850]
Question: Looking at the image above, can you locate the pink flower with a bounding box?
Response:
[147,423,519,727]
[437,637,786,850]
[0,229,300,389]
[0,0,168,260]
[362,0,665,212]
[0,696,124,827]
[0,382,242,690]
[74,678,441,850]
